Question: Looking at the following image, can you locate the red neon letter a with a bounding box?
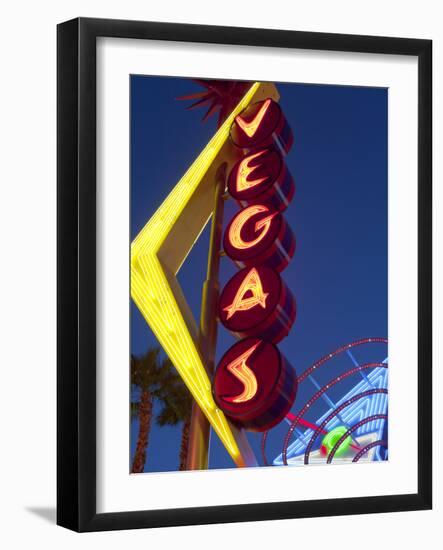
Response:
[223,268,268,320]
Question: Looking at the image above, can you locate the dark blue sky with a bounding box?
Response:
[130,75,387,472]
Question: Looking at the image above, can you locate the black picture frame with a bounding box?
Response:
[57,17,432,532]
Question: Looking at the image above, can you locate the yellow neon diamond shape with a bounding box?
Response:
[131,82,277,464]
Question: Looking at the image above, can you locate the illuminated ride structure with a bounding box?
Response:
[262,338,388,467]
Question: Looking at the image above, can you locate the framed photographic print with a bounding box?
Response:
[57,17,432,531]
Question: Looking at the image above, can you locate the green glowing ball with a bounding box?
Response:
[321,426,352,457]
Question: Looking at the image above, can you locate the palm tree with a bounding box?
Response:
[130,347,165,473]
[155,363,193,470]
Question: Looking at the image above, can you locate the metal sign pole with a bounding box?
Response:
[187,164,257,469]
[186,164,225,470]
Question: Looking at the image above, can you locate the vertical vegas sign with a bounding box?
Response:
[131,83,298,468]
[213,98,298,432]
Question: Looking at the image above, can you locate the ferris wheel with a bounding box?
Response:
[262,338,388,467]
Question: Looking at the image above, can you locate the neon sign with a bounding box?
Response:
[214,93,297,434]
[213,338,298,432]
[235,98,272,139]
[228,204,278,250]
[223,267,268,320]
[223,341,260,403]
[131,82,281,466]
[219,265,296,343]
[133,85,297,457]
[230,98,293,152]
[224,202,295,272]
[228,146,295,212]
[235,150,269,192]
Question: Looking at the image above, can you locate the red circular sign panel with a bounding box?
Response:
[219,265,296,343]
[227,147,295,212]
[223,203,295,272]
[213,337,298,432]
[230,98,293,153]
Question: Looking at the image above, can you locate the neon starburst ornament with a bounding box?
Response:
[177,79,253,128]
